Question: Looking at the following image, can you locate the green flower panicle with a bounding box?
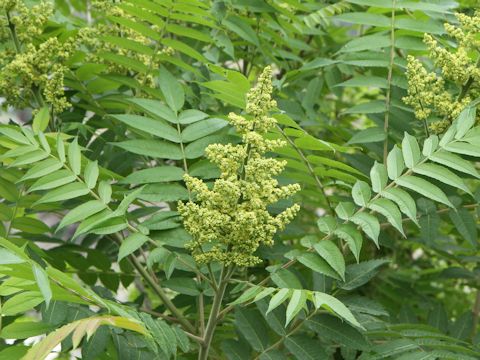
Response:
[0,0,75,113]
[403,11,480,134]
[178,67,300,267]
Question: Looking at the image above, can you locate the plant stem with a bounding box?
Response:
[111,233,196,333]
[277,125,334,215]
[383,0,396,164]
[254,309,319,359]
[472,289,480,339]
[198,265,232,360]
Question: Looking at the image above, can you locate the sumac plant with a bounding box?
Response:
[0,0,479,359]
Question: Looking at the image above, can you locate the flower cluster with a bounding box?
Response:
[0,0,74,113]
[178,67,300,267]
[403,11,480,134]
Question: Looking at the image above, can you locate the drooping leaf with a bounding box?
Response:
[312,292,363,329]
[351,212,380,246]
[341,259,390,291]
[32,264,52,308]
[381,187,418,226]
[368,198,404,236]
[285,289,307,326]
[235,308,268,352]
[307,315,370,350]
[334,224,363,262]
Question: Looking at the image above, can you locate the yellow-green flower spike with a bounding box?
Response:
[403,11,479,133]
[178,66,300,267]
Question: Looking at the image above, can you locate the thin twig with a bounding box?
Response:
[277,125,334,215]
[383,0,396,164]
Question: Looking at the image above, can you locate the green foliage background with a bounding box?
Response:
[0,0,479,359]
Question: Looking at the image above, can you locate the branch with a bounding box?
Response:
[277,125,334,215]
[198,265,234,360]
[383,0,396,163]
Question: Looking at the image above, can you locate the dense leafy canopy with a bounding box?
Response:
[0,0,479,359]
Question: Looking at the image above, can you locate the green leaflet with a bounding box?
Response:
[422,135,439,157]
[413,163,471,195]
[312,292,363,329]
[128,98,177,123]
[181,118,228,142]
[117,233,150,261]
[285,336,328,360]
[387,145,405,180]
[396,176,454,208]
[1,291,44,316]
[454,106,476,139]
[429,151,480,179]
[110,114,181,142]
[370,162,388,193]
[368,198,404,236]
[121,166,185,184]
[68,138,81,175]
[297,252,341,280]
[84,161,99,190]
[350,212,380,246]
[32,107,50,134]
[98,181,112,203]
[449,208,478,247]
[223,15,260,46]
[0,321,52,340]
[334,224,363,262]
[267,288,291,314]
[0,126,31,144]
[334,12,390,27]
[32,264,52,308]
[348,127,385,144]
[178,109,209,125]
[11,150,48,167]
[317,216,337,234]
[57,200,107,231]
[285,289,307,326]
[159,67,185,112]
[402,132,421,168]
[443,142,480,157]
[114,139,183,159]
[235,309,268,352]
[314,240,346,280]
[306,315,370,351]
[35,183,90,205]
[19,158,63,182]
[73,209,114,238]
[381,187,418,226]
[351,180,371,206]
[335,202,356,220]
[341,259,390,291]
